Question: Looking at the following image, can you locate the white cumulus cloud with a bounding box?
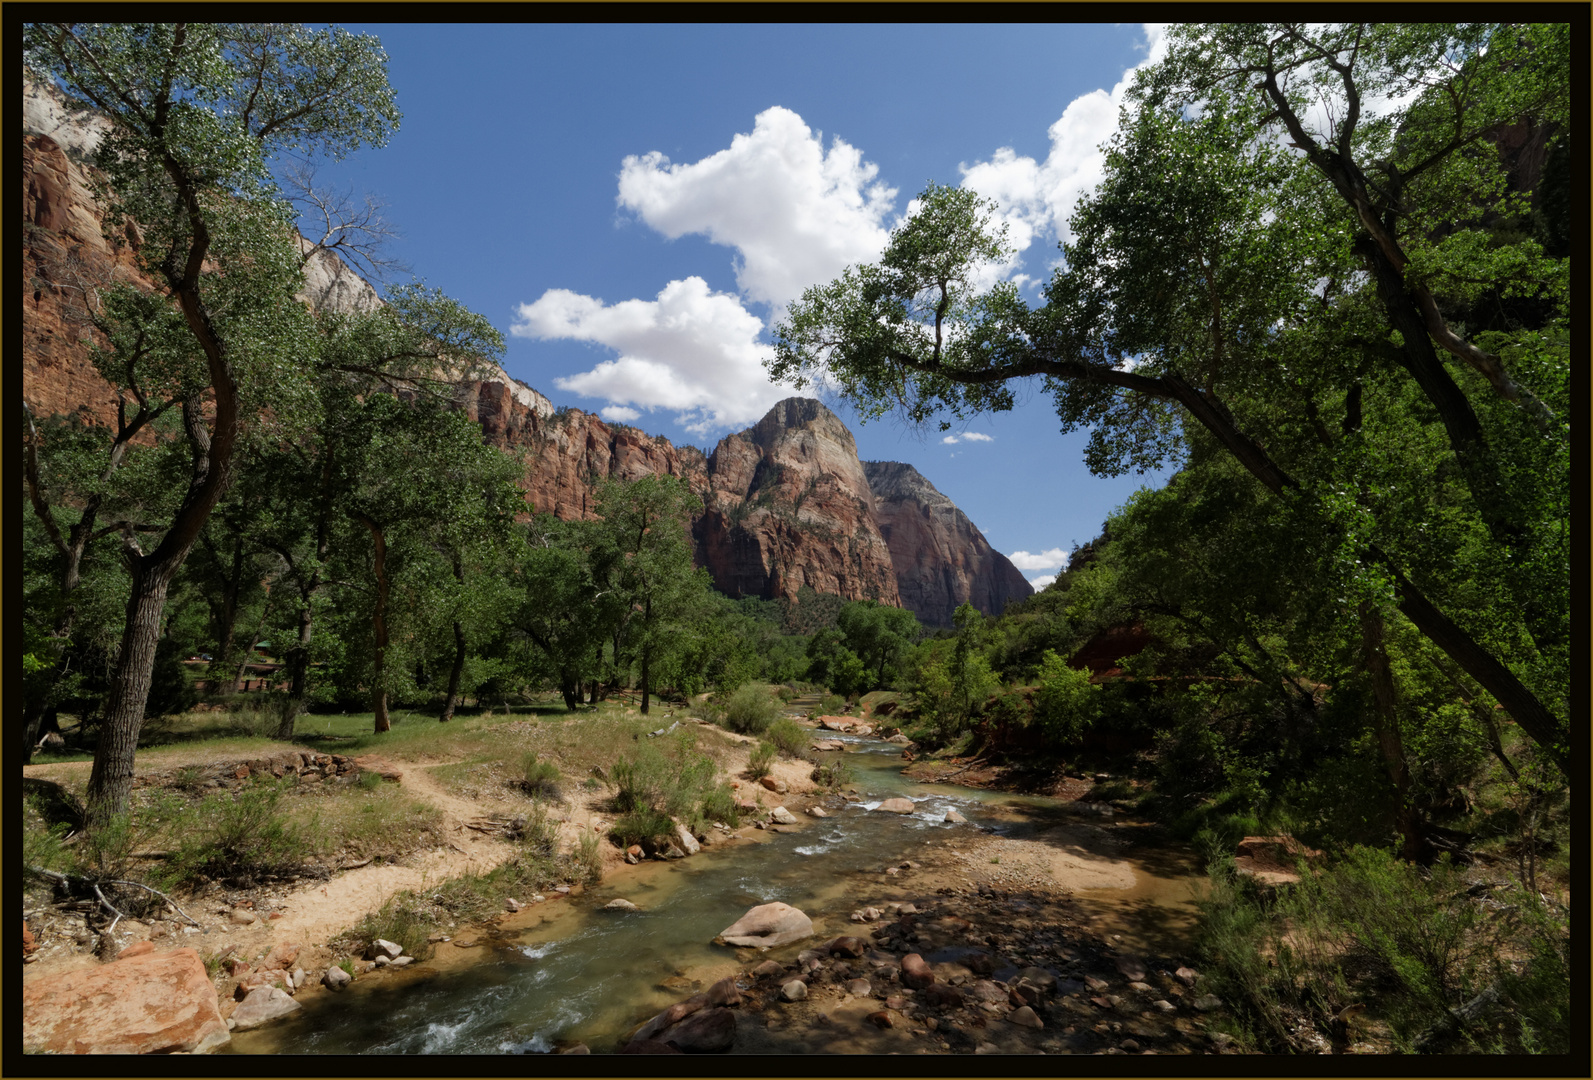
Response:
[1028,574,1058,590]
[511,277,789,435]
[600,405,640,422]
[1007,547,1070,571]
[941,432,995,445]
[617,106,897,310]
[958,24,1171,262]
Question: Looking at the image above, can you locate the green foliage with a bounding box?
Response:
[765,717,808,757]
[173,779,308,882]
[608,807,675,850]
[352,896,435,964]
[747,742,777,780]
[1033,650,1099,744]
[810,757,854,789]
[608,731,733,836]
[719,682,782,736]
[1198,845,1567,1053]
[517,753,563,802]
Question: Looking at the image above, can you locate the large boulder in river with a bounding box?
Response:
[875,797,916,814]
[716,902,814,948]
[23,946,231,1054]
[231,985,301,1031]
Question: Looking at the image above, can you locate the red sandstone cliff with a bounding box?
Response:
[862,460,1033,628]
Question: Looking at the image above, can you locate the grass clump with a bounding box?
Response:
[172,779,309,884]
[747,742,777,780]
[766,717,807,757]
[351,894,435,962]
[810,757,854,789]
[608,730,738,848]
[720,682,782,736]
[517,752,564,802]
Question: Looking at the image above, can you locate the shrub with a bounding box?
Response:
[609,807,675,850]
[517,753,564,802]
[173,779,307,883]
[700,785,741,829]
[809,694,845,718]
[353,895,434,962]
[766,717,807,757]
[609,734,737,837]
[748,742,777,779]
[1196,844,1564,1054]
[810,757,853,789]
[572,830,604,885]
[721,682,781,735]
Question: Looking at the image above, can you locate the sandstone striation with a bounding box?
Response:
[862,460,1032,627]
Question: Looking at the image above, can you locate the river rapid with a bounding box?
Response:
[225,730,1204,1055]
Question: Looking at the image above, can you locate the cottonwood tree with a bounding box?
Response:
[24,22,401,824]
[591,475,711,715]
[332,393,523,732]
[772,22,1567,777]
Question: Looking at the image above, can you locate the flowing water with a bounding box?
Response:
[225,730,1202,1055]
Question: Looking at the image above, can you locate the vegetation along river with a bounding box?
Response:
[226,731,1205,1055]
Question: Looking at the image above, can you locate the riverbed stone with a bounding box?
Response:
[322,966,351,992]
[717,902,813,949]
[807,806,829,818]
[749,960,786,980]
[825,935,866,958]
[876,797,916,815]
[605,899,639,912]
[780,980,808,1002]
[1175,965,1199,987]
[632,996,708,1043]
[367,939,403,961]
[900,953,936,989]
[759,776,788,794]
[811,739,846,752]
[675,823,702,855]
[770,806,798,825]
[944,809,967,823]
[231,986,301,1031]
[866,1009,895,1029]
[1010,1005,1044,1029]
[656,1005,737,1053]
[23,946,230,1055]
[705,976,742,1007]
[846,978,872,997]
[228,907,257,926]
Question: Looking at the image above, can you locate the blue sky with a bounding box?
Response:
[302,23,1176,589]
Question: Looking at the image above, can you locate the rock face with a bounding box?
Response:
[863,461,1032,628]
[696,398,900,606]
[23,946,230,1055]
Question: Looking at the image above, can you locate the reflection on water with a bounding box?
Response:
[225,735,1202,1055]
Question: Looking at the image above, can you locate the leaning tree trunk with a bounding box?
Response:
[1360,604,1423,863]
[84,562,177,826]
[277,593,315,740]
[441,619,466,722]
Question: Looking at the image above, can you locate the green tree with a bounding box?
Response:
[836,599,921,690]
[592,475,710,715]
[515,515,609,710]
[771,24,1567,776]
[24,22,401,824]
[333,394,521,731]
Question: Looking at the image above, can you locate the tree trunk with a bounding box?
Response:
[276,592,315,740]
[1360,604,1422,862]
[212,532,247,689]
[441,556,466,722]
[441,619,466,722]
[359,514,391,733]
[84,563,174,827]
[559,673,581,711]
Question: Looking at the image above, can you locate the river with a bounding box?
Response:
[225,729,1203,1054]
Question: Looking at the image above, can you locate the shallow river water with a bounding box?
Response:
[225,732,1201,1055]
